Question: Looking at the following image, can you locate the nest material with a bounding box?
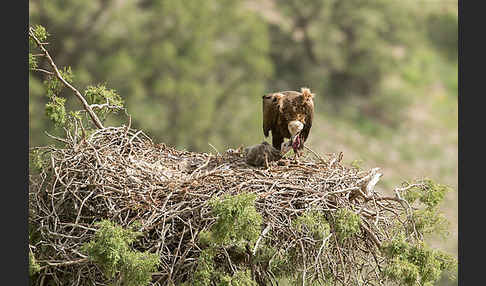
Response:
[29,126,417,285]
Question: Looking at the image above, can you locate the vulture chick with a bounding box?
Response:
[244,141,288,167]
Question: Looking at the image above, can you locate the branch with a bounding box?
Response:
[253,224,272,256]
[304,145,326,164]
[39,258,89,270]
[31,68,54,75]
[29,27,105,129]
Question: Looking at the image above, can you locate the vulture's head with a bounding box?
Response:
[280,141,292,156]
[288,120,304,153]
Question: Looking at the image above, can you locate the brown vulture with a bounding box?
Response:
[262,87,315,156]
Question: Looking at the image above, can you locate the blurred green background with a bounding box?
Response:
[29,0,457,284]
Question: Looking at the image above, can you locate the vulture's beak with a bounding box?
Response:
[288,120,304,150]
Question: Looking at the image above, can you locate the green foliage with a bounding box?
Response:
[29,0,272,152]
[44,67,74,98]
[119,251,160,286]
[292,210,330,240]
[214,270,258,286]
[419,179,449,209]
[404,179,448,208]
[271,0,420,98]
[189,193,264,285]
[30,24,48,46]
[29,53,37,70]
[403,179,451,236]
[252,243,294,278]
[45,96,66,127]
[383,258,420,286]
[39,65,74,129]
[29,149,45,172]
[84,84,125,121]
[426,10,458,62]
[192,248,258,286]
[29,24,122,137]
[381,237,457,286]
[434,250,458,281]
[29,250,41,276]
[85,84,123,107]
[209,192,263,246]
[270,251,298,279]
[350,159,364,169]
[81,220,160,286]
[412,207,449,236]
[228,270,258,286]
[333,208,361,242]
[193,248,216,286]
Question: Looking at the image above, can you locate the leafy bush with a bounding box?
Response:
[189,193,263,285]
[333,208,361,242]
[404,179,451,236]
[209,192,263,246]
[81,220,160,286]
[292,210,330,240]
[381,236,457,286]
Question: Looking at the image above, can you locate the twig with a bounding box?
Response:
[253,225,272,256]
[208,143,220,155]
[304,145,326,164]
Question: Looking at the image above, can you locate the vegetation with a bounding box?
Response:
[29,0,457,285]
[382,237,457,286]
[81,220,160,286]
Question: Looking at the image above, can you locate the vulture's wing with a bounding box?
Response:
[301,103,314,142]
[301,89,315,143]
[262,94,278,137]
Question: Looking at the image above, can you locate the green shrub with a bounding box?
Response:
[333,208,361,242]
[81,220,160,286]
[209,192,262,246]
[292,210,330,240]
[381,237,457,285]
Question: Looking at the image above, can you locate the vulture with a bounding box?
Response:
[244,141,284,167]
[262,87,314,157]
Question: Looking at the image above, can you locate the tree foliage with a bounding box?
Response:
[269,0,419,97]
[29,0,272,151]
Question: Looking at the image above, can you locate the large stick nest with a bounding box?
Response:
[29,126,421,286]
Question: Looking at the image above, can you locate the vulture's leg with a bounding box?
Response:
[292,150,299,163]
[272,133,284,151]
